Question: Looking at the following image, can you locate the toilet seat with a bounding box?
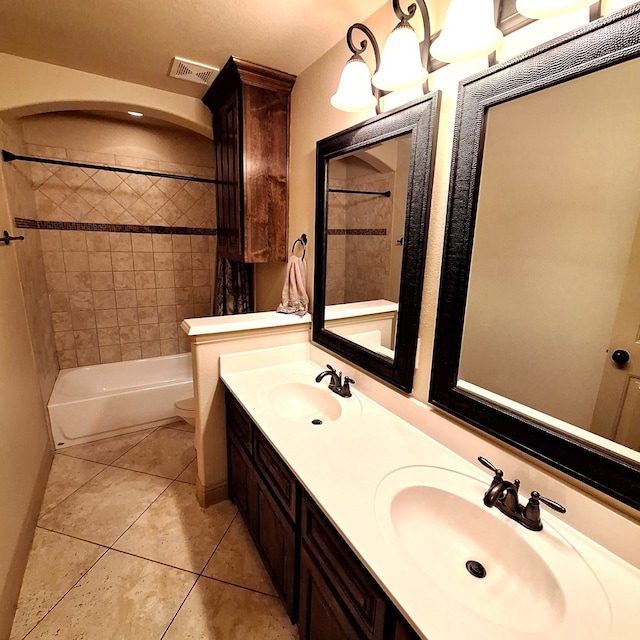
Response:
[174,397,196,426]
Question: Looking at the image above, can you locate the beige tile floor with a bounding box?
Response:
[11,421,298,640]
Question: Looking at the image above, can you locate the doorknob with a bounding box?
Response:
[611,349,630,366]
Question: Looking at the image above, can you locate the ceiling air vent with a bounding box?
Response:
[169,57,218,85]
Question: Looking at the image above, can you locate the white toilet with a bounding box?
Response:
[174,397,196,427]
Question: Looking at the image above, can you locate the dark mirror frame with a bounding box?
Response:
[313,92,440,392]
[430,5,640,511]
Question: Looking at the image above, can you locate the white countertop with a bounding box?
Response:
[181,311,311,337]
[220,344,640,640]
[325,299,398,320]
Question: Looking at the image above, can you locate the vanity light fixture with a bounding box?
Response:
[371,0,430,92]
[430,0,503,64]
[331,23,381,113]
[515,0,594,20]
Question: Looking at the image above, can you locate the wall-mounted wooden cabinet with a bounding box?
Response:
[224,388,423,640]
[203,57,295,263]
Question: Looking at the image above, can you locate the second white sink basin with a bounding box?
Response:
[264,379,362,425]
[375,466,611,639]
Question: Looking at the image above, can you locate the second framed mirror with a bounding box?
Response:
[313,92,440,392]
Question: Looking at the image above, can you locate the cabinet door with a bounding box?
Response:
[227,433,255,533]
[302,497,386,639]
[213,89,242,260]
[255,476,297,620]
[298,546,364,640]
[391,615,422,640]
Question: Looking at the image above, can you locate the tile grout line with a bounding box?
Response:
[37,461,111,520]
[108,478,177,550]
[19,427,200,639]
[34,525,111,550]
[160,510,240,640]
[15,538,110,640]
[198,574,282,599]
[56,425,159,467]
[198,511,239,578]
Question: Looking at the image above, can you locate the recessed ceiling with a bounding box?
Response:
[0,0,390,98]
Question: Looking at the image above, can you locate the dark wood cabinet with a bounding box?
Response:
[224,387,423,640]
[390,615,422,640]
[203,57,295,263]
[299,546,365,640]
[255,476,297,617]
[300,495,386,640]
[225,391,298,620]
[227,433,254,528]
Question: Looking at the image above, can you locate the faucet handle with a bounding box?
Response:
[478,456,504,481]
[325,364,337,372]
[530,491,566,514]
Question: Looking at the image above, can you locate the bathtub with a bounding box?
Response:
[48,353,193,449]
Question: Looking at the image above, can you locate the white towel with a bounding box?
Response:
[277,255,309,317]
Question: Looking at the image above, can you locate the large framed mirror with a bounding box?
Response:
[430,5,640,511]
[313,93,440,392]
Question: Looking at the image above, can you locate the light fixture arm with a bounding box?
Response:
[346,23,381,69]
[391,0,432,88]
[345,23,384,113]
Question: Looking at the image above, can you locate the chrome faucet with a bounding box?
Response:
[315,364,355,398]
[478,457,566,531]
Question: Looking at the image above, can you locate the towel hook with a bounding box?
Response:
[292,233,307,260]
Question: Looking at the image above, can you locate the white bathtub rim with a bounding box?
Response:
[50,352,193,404]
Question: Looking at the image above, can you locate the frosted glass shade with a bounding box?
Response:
[516,0,593,19]
[331,55,377,112]
[372,22,429,92]
[431,0,503,63]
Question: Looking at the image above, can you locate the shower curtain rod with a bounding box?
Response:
[2,150,218,184]
[328,187,391,197]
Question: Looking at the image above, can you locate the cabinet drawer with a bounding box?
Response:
[302,496,386,640]
[226,391,253,454]
[254,429,299,522]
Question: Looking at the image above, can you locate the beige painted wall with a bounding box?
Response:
[0,118,52,639]
[1,119,59,406]
[460,59,640,429]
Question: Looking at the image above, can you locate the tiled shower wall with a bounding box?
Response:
[326,171,393,305]
[19,113,217,368]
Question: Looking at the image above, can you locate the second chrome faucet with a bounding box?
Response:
[478,456,566,531]
[315,364,354,398]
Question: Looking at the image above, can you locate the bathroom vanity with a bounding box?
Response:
[219,343,640,640]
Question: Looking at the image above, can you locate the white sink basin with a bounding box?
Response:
[264,379,361,424]
[375,466,611,638]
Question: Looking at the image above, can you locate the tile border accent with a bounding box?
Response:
[327,228,386,236]
[14,217,217,236]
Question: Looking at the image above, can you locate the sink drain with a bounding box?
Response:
[466,560,487,579]
[311,419,323,425]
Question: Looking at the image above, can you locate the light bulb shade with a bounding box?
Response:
[516,0,593,19]
[331,54,377,112]
[372,22,429,92]
[430,0,503,63]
